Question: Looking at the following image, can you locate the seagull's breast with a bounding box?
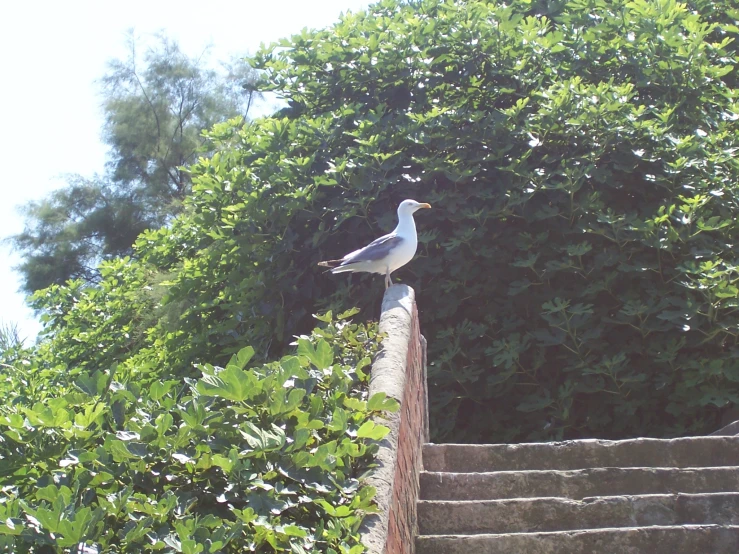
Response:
[387,234,418,272]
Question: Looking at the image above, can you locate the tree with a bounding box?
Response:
[10,32,259,293]
[13,175,152,289]
[101,32,258,208]
[0,320,22,354]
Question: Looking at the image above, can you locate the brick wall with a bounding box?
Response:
[360,285,428,554]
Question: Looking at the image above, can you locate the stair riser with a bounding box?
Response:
[418,493,739,535]
[416,526,739,554]
[420,467,739,500]
[423,437,739,472]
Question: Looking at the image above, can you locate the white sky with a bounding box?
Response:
[0,0,370,344]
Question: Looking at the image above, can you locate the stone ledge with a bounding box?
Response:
[360,285,428,554]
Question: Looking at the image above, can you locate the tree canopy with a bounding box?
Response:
[101,33,258,204]
[10,32,259,293]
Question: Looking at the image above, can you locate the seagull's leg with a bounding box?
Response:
[385,267,390,289]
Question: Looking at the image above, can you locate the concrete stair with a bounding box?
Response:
[416,436,739,553]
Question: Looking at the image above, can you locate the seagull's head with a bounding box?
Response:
[398,199,432,217]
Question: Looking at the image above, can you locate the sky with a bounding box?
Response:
[0,0,371,344]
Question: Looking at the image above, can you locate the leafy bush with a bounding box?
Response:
[159,0,739,442]
[21,0,739,448]
[0,313,392,552]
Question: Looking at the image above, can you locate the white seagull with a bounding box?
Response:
[319,199,431,289]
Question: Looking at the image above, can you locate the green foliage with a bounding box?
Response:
[0,314,388,552]
[168,0,739,442]
[20,0,739,448]
[10,32,259,293]
[250,0,739,442]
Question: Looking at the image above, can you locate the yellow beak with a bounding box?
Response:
[419,203,432,209]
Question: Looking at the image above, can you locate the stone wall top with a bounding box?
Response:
[360,284,427,554]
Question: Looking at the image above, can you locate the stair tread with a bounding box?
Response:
[419,523,739,537]
[420,466,739,500]
[422,465,739,474]
[418,492,739,535]
[419,491,739,503]
[423,437,739,472]
[415,525,739,554]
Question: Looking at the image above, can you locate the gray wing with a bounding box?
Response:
[342,234,405,265]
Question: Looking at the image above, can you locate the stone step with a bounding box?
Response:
[418,492,739,535]
[415,525,739,554]
[423,436,739,472]
[420,466,739,500]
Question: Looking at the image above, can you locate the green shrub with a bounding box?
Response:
[0,313,390,552]
[185,0,739,441]
[24,0,739,447]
